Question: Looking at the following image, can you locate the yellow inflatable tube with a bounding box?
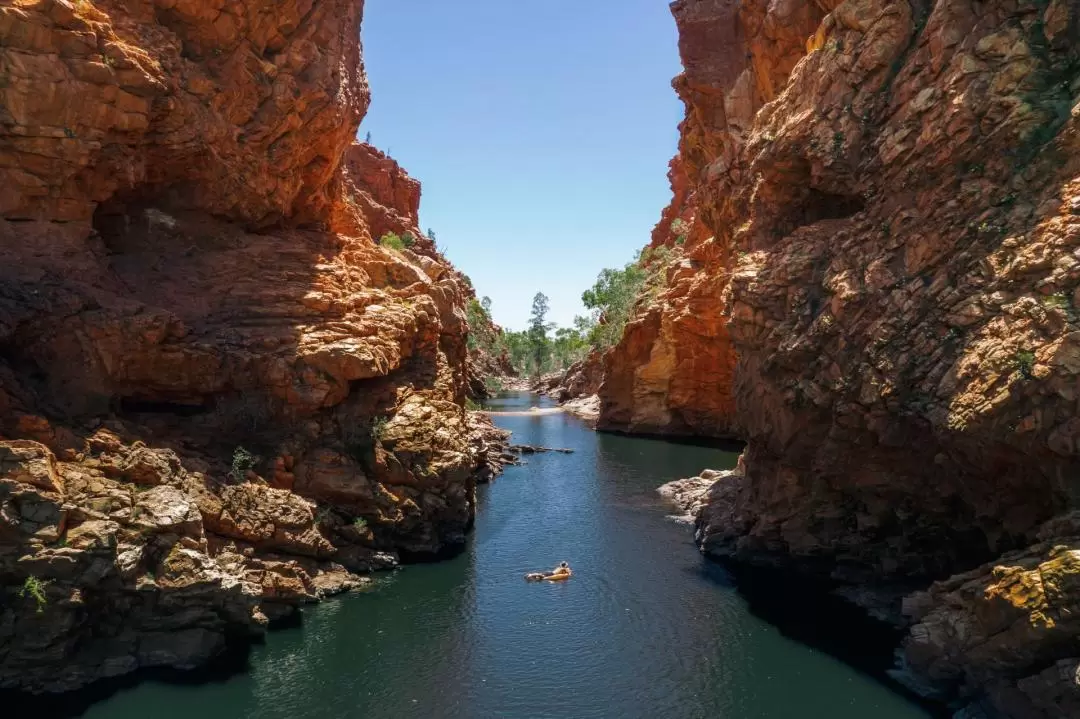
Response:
[524,571,573,582]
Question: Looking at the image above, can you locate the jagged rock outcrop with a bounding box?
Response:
[657,466,735,524]
[636,0,1080,715]
[340,143,421,240]
[894,513,1080,717]
[0,0,510,693]
[533,354,603,422]
[536,352,604,402]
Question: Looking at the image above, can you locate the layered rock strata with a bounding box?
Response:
[0,0,509,693]
[643,0,1080,715]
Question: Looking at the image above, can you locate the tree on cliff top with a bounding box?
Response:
[581,260,647,349]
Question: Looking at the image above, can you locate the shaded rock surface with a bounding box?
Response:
[0,0,511,694]
[629,0,1080,716]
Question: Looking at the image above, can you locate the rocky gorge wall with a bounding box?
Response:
[0,0,508,693]
[619,0,1080,716]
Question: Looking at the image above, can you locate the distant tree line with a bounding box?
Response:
[464,241,678,378]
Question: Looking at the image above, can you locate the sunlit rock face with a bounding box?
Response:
[613,0,1080,715]
[0,0,509,692]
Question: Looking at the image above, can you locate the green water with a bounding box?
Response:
[33,393,934,718]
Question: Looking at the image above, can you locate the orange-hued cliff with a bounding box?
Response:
[0,0,507,692]
[615,0,1080,716]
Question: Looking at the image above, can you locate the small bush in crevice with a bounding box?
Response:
[229,446,259,482]
[1015,350,1037,380]
[19,576,50,614]
[370,416,389,444]
[379,232,406,251]
[1042,293,1071,310]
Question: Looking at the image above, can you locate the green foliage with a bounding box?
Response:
[230,446,259,481]
[466,298,496,352]
[494,248,682,376]
[370,416,389,443]
[528,292,553,377]
[484,375,504,394]
[19,576,50,614]
[495,245,682,376]
[671,218,689,245]
[379,232,406,251]
[314,506,335,525]
[498,329,533,375]
[353,517,368,531]
[551,326,590,369]
[401,231,416,248]
[1043,293,1071,310]
[581,258,648,349]
[465,398,481,411]
[1015,350,1037,380]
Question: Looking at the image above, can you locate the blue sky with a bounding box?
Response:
[360,1,683,330]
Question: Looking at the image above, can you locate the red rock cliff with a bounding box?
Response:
[0,0,507,693]
[620,0,1080,715]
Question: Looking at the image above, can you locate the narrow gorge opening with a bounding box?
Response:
[3,1,1078,718]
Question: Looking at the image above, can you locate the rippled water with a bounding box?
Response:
[40,392,934,718]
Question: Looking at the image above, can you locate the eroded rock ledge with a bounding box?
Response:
[0,0,510,693]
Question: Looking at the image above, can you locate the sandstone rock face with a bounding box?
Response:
[630,0,1080,715]
[337,142,423,244]
[1,0,367,228]
[593,0,778,439]
[0,0,510,694]
[696,0,1079,578]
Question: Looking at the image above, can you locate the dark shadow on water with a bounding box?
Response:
[699,557,950,718]
[0,633,258,719]
[596,427,746,453]
[398,539,468,564]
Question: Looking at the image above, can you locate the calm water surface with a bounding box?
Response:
[68,392,931,719]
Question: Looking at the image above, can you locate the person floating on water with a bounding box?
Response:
[548,561,572,580]
[524,561,572,582]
